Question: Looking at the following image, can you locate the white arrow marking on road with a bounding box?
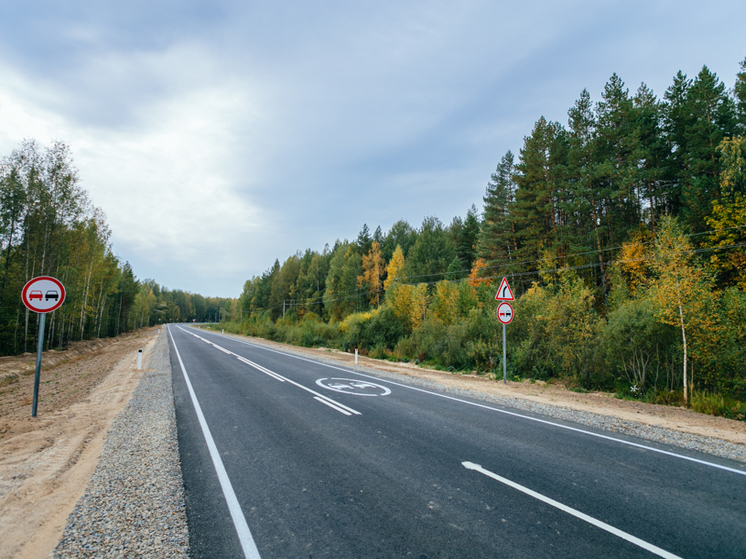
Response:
[462,461,682,559]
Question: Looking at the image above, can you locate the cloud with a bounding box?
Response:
[2,0,746,297]
[0,44,274,295]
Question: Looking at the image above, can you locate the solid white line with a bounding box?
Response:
[168,327,261,559]
[208,331,746,477]
[314,396,353,415]
[312,393,362,416]
[236,356,287,382]
[462,461,682,559]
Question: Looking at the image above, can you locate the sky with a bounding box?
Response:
[0,1,744,298]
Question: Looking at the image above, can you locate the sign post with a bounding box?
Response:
[22,276,66,417]
[495,278,515,384]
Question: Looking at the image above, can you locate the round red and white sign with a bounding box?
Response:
[22,276,66,313]
[496,301,514,325]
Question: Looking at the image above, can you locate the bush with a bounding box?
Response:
[360,305,408,350]
[602,297,680,392]
[511,273,603,386]
[691,391,746,420]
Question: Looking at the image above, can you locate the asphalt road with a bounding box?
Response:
[168,325,746,558]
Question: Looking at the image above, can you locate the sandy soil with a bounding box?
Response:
[0,328,160,559]
[221,332,746,448]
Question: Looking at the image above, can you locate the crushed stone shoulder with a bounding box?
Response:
[53,331,189,558]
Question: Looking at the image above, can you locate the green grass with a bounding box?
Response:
[691,391,746,421]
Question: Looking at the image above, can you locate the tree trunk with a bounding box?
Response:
[677,295,689,405]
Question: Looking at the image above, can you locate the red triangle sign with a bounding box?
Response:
[495,277,514,301]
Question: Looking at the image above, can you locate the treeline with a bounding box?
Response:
[229,58,746,414]
[0,139,232,355]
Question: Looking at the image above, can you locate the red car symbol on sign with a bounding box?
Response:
[22,276,66,314]
[497,302,514,325]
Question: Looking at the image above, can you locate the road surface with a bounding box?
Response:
[168,325,746,558]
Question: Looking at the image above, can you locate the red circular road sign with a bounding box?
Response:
[22,276,66,313]
[496,301,514,325]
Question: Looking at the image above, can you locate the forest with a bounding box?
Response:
[225,58,746,417]
[0,139,232,355]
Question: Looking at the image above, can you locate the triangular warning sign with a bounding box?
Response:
[495,277,514,301]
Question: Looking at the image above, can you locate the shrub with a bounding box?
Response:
[602,297,680,392]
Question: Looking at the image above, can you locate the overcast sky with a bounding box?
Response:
[1,1,744,298]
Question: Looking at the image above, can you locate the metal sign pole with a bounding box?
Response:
[31,313,46,417]
[502,322,507,384]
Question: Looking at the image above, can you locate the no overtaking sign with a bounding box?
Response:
[22,276,66,313]
[22,276,66,417]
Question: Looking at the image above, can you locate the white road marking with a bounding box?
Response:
[236,356,286,382]
[168,327,261,559]
[462,461,682,559]
[207,331,746,477]
[314,396,353,416]
[177,326,359,416]
[316,377,391,396]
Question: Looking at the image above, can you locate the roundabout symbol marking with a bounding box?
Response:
[316,378,391,397]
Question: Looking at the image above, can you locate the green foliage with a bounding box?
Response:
[510,273,603,386]
[229,56,746,420]
[601,297,680,392]
[691,391,746,421]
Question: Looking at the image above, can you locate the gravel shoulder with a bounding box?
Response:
[53,330,188,558]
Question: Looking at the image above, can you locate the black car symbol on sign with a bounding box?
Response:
[45,290,59,301]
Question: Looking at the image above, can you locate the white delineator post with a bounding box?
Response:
[137,349,143,370]
[355,348,358,365]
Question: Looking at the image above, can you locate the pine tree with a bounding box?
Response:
[567,89,606,285]
[662,70,694,215]
[680,66,737,231]
[735,57,746,134]
[456,205,480,271]
[478,151,517,269]
[356,224,372,255]
[595,74,642,243]
[633,83,666,225]
[512,117,569,270]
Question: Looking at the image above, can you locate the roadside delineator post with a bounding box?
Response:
[137,349,143,370]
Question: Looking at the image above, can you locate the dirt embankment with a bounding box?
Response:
[0,328,160,559]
